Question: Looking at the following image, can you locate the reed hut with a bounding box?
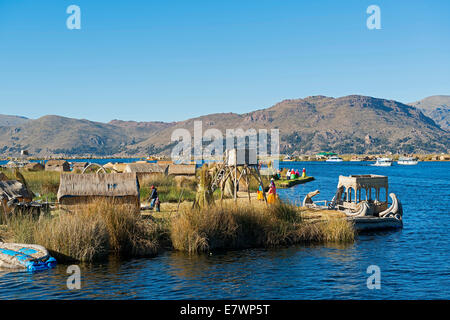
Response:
[57,173,140,213]
[124,163,168,181]
[168,164,197,186]
[168,164,196,176]
[72,162,88,172]
[24,162,45,172]
[113,163,127,173]
[103,162,115,170]
[45,160,70,172]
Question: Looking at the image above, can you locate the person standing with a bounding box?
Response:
[257,184,264,201]
[149,185,158,210]
[286,169,291,180]
[267,179,277,204]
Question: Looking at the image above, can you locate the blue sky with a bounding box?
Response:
[0,0,449,122]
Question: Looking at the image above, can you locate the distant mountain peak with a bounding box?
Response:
[409,95,450,130]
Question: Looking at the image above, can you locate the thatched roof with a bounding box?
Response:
[103,162,115,169]
[124,163,168,174]
[46,160,69,166]
[113,163,128,173]
[57,173,139,201]
[72,162,88,168]
[24,162,44,171]
[0,180,33,201]
[168,164,196,176]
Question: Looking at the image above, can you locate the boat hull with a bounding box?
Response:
[397,161,418,165]
[348,216,403,232]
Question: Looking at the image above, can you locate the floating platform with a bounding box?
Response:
[0,243,57,272]
[275,176,315,188]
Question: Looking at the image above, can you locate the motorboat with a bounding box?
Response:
[326,156,344,162]
[397,157,418,165]
[372,158,392,166]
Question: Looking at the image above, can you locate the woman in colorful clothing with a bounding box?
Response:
[267,179,277,204]
[290,169,296,180]
[257,184,264,201]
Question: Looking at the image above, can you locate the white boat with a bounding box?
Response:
[326,156,344,162]
[372,158,392,166]
[397,157,418,165]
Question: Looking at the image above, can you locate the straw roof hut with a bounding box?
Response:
[103,162,115,170]
[45,160,70,172]
[113,163,128,173]
[168,164,196,176]
[124,163,168,180]
[57,173,140,213]
[24,162,45,172]
[72,162,88,172]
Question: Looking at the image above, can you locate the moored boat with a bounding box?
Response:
[372,158,392,166]
[0,243,57,271]
[326,156,344,162]
[397,157,418,165]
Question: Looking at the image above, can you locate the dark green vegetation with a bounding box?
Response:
[139,175,197,203]
[275,176,315,188]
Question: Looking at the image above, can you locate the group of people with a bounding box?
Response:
[286,168,306,180]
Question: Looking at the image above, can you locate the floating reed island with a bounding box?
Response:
[0,154,356,265]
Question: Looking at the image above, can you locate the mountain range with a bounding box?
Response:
[0,95,449,157]
[409,95,450,130]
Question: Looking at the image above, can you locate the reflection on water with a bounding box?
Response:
[0,162,449,299]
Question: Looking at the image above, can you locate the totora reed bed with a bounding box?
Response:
[4,199,162,262]
[1,198,355,262]
[170,201,355,254]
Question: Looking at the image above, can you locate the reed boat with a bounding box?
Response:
[0,243,56,271]
[303,174,403,231]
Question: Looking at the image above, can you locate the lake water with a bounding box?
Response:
[0,161,449,299]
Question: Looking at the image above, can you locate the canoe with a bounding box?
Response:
[0,242,57,271]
